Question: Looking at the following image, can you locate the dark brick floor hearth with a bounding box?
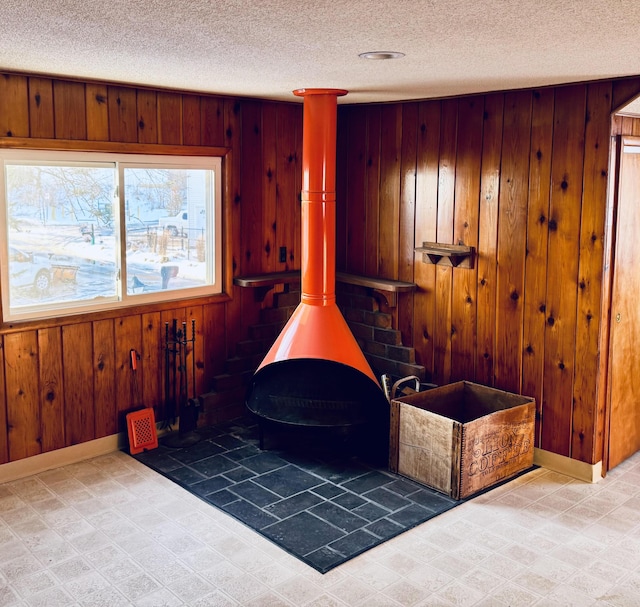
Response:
[132,417,460,573]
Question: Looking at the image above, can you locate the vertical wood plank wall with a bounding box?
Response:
[2,71,640,469]
[337,77,640,465]
[0,72,302,465]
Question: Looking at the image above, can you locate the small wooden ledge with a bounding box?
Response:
[234,271,416,307]
[233,271,300,302]
[415,242,475,269]
[336,272,415,308]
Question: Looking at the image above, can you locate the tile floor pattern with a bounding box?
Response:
[0,446,640,606]
[132,418,461,573]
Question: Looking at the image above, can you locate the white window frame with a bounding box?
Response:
[0,149,223,322]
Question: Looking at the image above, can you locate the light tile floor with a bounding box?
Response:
[1,448,639,606]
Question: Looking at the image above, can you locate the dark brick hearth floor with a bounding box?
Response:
[132,416,460,573]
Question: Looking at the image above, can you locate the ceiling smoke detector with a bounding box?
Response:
[358,51,405,60]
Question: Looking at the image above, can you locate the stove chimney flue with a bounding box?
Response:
[246,89,388,442]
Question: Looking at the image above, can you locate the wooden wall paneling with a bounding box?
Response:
[185,304,205,397]
[413,100,441,380]
[522,89,554,445]
[0,337,8,464]
[541,84,587,457]
[85,83,109,141]
[224,99,243,360]
[494,91,532,393]
[38,327,65,452]
[398,102,419,345]
[107,86,138,143]
[182,95,202,146]
[433,99,458,385]
[276,103,299,270]
[53,80,87,140]
[93,319,117,438]
[4,331,41,460]
[364,106,382,278]
[240,101,264,276]
[28,77,55,139]
[343,106,367,274]
[157,92,182,145]
[203,302,227,384]
[293,103,303,272]
[262,102,278,274]
[378,104,403,279]
[450,96,483,382]
[62,323,95,446]
[611,77,640,113]
[476,93,504,386]
[336,106,349,270]
[141,311,162,413]
[136,89,158,144]
[201,97,225,147]
[236,101,265,342]
[572,81,612,464]
[114,314,143,432]
[0,73,29,137]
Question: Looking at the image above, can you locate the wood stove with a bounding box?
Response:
[245,89,388,452]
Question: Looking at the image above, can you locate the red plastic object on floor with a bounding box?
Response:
[126,408,159,454]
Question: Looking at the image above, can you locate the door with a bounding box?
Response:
[608,136,640,470]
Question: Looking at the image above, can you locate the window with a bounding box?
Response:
[0,150,223,321]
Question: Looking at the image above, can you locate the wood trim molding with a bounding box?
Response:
[0,137,230,157]
[533,447,603,483]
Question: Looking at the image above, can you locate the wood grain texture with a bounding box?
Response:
[62,323,95,446]
[476,93,504,386]
[85,83,109,141]
[28,77,54,139]
[115,314,143,431]
[0,337,8,463]
[522,88,554,445]
[4,331,41,460]
[572,81,611,462]
[413,101,441,380]
[53,80,87,140]
[137,90,158,144]
[201,97,225,146]
[607,137,640,469]
[450,96,483,382]
[141,312,162,414]
[344,106,367,274]
[262,102,278,275]
[108,86,137,143]
[494,91,532,393]
[364,106,382,278]
[93,319,117,438]
[541,84,586,456]
[276,103,299,271]
[378,104,402,280]
[398,102,419,346]
[182,95,202,146]
[38,327,65,452]
[0,73,29,137]
[433,99,458,385]
[157,92,182,145]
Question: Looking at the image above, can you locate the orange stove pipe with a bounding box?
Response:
[256,88,379,385]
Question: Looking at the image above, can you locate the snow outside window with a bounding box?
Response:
[0,150,223,322]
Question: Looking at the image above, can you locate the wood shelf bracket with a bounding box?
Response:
[415,242,475,269]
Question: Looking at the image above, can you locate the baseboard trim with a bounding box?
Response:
[0,433,124,483]
[0,422,176,483]
[534,448,603,483]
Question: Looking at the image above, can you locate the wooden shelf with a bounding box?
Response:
[415,242,475,269]
[234,271,416,307]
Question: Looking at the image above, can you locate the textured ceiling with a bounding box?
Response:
[2,0,640,108]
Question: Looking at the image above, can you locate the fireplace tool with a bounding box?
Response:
[161,318,202,448]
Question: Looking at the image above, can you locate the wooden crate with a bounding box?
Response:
[389,381,535,499]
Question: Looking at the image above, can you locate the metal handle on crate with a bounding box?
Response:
[391,375,421,400]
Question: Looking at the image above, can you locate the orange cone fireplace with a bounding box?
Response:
[246,89,388,443]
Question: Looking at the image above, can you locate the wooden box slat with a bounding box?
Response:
[390,381,535,499]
